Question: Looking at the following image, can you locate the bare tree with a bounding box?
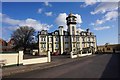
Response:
[11,26,35,52]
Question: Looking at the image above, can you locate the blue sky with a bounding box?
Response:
[1,2,118,45]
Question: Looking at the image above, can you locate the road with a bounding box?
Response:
[4,54,120,78]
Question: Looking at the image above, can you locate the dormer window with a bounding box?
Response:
[55,32,58,35]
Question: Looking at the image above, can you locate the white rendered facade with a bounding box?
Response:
[38,13,97,55]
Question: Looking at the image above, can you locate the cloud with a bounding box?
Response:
[77,27,85,31]
[74,14,82,24]
[1,13,21,25]
[104,11,118,21]
[44,1,52,7]
[55,13,68,30]
[94,26,110,30]
[91,11,118,26]
[91,2,118,15]
[1,13,53,31]
[81,0,97,7]
[38,8,43,14]
[55,13,82,31]
[45,12,53,16]
[96,19,104,25]
[90,2,118,31]
[0,13,2,22]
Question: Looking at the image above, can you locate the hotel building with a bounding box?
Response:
[38,13,97,55]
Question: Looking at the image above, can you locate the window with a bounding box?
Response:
[107,48,110,50]
[73,18,75,21]
[65,37,68,42]
[55,32,58,35]
[83,38,85,41]
[56,37,58,41]
[88,37,90,41]
[77,37,79,41]
[41,37,46,41]
[73,43,75,47]
[41,44,46,48]
[72,26,74,31]
[44,38,46,41]
[77,43,80,48]
[65,33,68,35]
[41,44,43,48]
[41,31,44,34]
[49,44,52,48]
[65,43,68,48]
[41,37,43,41]
[91,43,93,47]
[89,43,91,47]
[73,37,75,41]
[49,37,52,42]
[56,44,59,48]
[82,43,85,48]
[92,37,94,41]
[73,49,75,51]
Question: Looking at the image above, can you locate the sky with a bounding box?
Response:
[0,1,119,45]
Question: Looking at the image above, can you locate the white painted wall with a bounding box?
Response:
[0,50,51,66]
[0,51,23,66]
[70,51,92,59]
[23,57,48,65]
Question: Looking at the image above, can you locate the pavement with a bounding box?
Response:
[2,54,96,77]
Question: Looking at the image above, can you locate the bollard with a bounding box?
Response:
[47,50,51,62]
[70,51,73,58]
[87,51,88,54]
[77,51,79,57]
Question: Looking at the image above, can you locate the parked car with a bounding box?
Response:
[53,51,59,56]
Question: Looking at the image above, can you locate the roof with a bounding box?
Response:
[66,13,77,20]
[68,13,77,18]
[0,38,7,46]
[98,44,120,47]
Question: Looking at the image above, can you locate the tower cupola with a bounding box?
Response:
[66,13,77,25]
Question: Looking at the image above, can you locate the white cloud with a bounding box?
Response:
[1,13,21,25]
[104,11,118,21]
[44,1,52,7]
[99,0,119,2]
[7,26,19,31]
[3,18,21,26]
[92,11,118,26]
[81,0,97,7]
[38,8,42,14]
[55,13,82,31]
[90,23,95,26]
[96,19,104,25]
[55,13,68,30]
[90,2,118,30]
[0,13,2,22]
[45,12,53,16]
[1,13,53,31]
[94,26,110,30]
[77,27,85,31]
[74,14,82,24]
[91,2,118,15]
[19,18,53,31]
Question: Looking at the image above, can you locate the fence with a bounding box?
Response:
[70,49,92,58]
[0,51,51,67]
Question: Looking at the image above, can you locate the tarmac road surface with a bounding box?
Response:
[4,54,120,78]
